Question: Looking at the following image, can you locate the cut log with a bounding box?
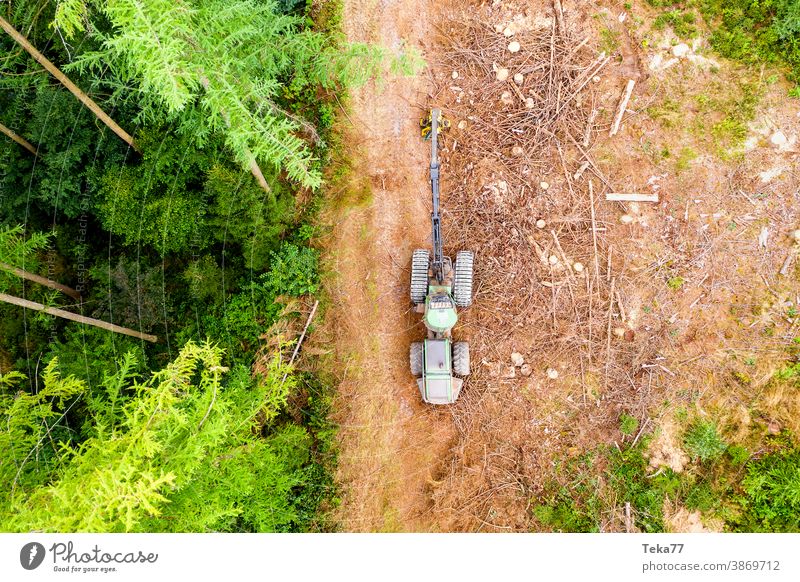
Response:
[605,192,659,202]
[0,292,157,342]
[0,16,140,153]
[609,79,636,137]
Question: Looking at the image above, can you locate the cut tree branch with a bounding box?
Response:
[0,292,157,342]
[0,122,37,156]
[0,15,140,153]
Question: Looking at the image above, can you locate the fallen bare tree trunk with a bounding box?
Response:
[610,79,636,137]
[280,299,319,386]
[605,192,659,202]
[0,122,37,156]
[0,292,157,342]
[0,261,81,300]
[0,16,140,153]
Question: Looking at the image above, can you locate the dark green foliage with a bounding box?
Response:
[699,0,800,91]
[199,242,320,359]
[684,420,727,462]
[0,225,51,292]
[95,131,212,254]
[86,256,169,333]
[737,449,800,532]
[203,163,295,271]
[264,243,320,297]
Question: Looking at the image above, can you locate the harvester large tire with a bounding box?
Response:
[453,251,474,308]
[453,342,470,376]
[410,342,424,377]
[410,249,430,305]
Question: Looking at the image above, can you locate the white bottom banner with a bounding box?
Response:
[1,533,798,582]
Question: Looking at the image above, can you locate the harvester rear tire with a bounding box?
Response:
[410,249,430,305]
[453,251,474,308]
[453,342,470,376]
[410,342,424,377]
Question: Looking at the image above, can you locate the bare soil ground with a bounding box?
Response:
[323,0,800,532]
[319,0,456,531]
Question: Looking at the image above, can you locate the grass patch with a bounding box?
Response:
[653,9,698,38]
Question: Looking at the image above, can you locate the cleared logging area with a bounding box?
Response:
[423,3,662,530]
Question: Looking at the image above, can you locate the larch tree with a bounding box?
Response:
[56,0,411,189]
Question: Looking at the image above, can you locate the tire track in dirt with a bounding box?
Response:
[323,0,456,531]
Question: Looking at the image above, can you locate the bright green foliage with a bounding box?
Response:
[0,360,85,505]
[94,130,211,254]
[64,0,401,188]
[739,449,800,532]
[653,9,698,38]
[684,420,727,462]
[532,493,598,532]
[606,441,684,532]
[44,326,147,410]
[2,342,316,532]
[52,0,91,39]
[532,453,602,532]
[0,224,50,271]
[620,413,639,437]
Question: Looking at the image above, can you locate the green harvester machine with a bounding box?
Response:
[409,108,474,405]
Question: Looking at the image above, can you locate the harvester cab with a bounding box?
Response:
[409,108,474,405]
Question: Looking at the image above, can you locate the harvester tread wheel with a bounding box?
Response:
[453,251,474,308]
[453,342,470,376]
[410,249,430,304]
[410,342,424,377]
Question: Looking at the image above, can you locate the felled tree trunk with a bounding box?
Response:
[0,15,141,153]
[0,262,81,300]
[0,292,158,342]
[0,122,37,156]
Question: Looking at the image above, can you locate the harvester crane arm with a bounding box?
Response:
[429,108,445,282]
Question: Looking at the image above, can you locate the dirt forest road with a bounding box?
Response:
[324,0,455,531]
